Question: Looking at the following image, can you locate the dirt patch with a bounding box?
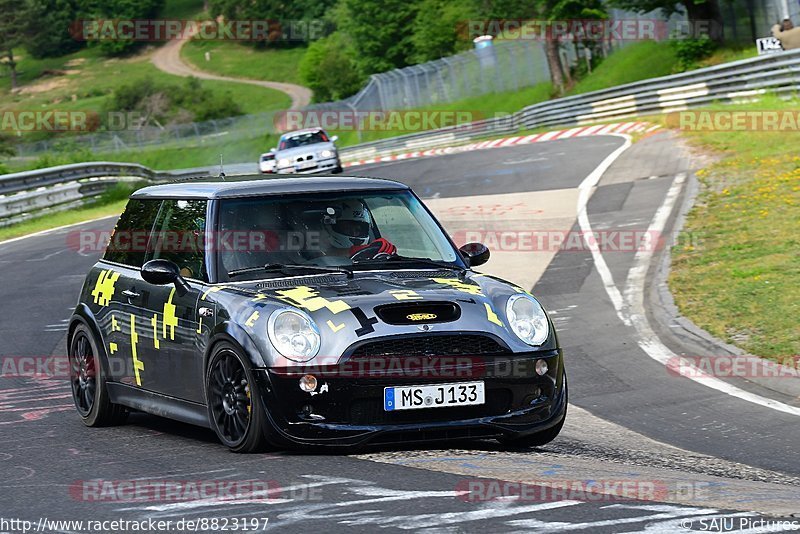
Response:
[18,77,70,94]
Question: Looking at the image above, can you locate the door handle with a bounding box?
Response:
[122,289,140,299]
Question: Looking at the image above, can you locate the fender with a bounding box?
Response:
[69,304,111,377]
[206,320,268,370]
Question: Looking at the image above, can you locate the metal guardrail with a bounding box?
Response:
[340,48,800,161]
[2,48,800,226]
[0,163,211,227]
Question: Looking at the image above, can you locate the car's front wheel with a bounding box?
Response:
[206,342,270,453]
[69,323,128,427]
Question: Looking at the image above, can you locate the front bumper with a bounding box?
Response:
[276,157,340,175]
[254,350,566,448]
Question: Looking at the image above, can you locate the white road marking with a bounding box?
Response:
[576,134,633,326]
[621,174,800,417]
[0,214,118,249]
[341,499,584,529]
[505,506,722,532]
[576,143,800,417]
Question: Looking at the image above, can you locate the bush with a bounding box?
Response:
[92,180,148,205]
[408,0,478,63]
[300,32,365,102]
[32,144,95,169]
[672,34,717,71]
[105,76,242,125]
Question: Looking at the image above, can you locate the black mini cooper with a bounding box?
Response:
[68,177,566,451]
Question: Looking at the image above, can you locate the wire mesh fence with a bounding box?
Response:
[11,40,551,160]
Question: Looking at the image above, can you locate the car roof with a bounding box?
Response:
[132,176,410,200]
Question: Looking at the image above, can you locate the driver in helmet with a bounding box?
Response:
[321,199,396,262]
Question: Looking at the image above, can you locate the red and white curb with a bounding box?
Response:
[343,121,659,168]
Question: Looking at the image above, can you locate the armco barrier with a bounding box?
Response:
[2,48,800,225]
[0,163,211,227]
[338,48,800,161]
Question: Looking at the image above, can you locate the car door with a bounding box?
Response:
[98,198,162,387]
[135,199,207,403]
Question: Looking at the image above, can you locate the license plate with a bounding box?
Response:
[296,160,316,170]
[384,381,485,411]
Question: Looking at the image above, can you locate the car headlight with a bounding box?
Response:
[505,294,549,346]
[319,149,334,158]
[267,309,320,362]
[277,158,291,167]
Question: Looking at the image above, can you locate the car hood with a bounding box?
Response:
[208,270,555,367]
[275,143,337,161]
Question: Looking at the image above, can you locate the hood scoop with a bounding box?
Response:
[375,301,461,325]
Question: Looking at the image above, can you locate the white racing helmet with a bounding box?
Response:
[325,200,372,248]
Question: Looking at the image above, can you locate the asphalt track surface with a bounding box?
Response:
[1,134,799,533]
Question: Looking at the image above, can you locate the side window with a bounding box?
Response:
[147,199,208,281]
[103,199,161,268]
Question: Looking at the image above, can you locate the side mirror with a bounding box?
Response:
[459,242,490,267]
[330,135,338,143]
[269,147,276,153]
[142,259,190,293]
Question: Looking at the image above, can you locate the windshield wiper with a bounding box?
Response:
[353,255,466,278]
[228,263,353,279]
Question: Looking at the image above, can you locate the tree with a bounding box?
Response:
[23,0,82,59]
[609,0,723,42]
[299,32,364,101]
[207,0,337,46]
[337,0,420,73]
[0,0,27,90]
[80,0,166,56]
[410,0,480,63]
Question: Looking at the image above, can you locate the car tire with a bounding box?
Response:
[333,162,343,174]
[69,323,128,427]
[206,342,271,453]
[498,370,567,448]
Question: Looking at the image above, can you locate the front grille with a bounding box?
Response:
[349,388,513,425]
[347,334,510,359]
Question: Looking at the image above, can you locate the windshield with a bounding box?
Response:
[216,190,461,281]
[279,130,328,150]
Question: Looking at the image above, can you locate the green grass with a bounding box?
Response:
[160,0,205,19]
[0,46,290,131]
[699,45,758,67]
[181,41,307,85]
[568,41,680,95]
[330,83,554,147]
[669,95,800,362]
[0,199,127,241]
[102,133,280,170]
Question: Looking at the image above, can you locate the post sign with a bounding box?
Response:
[756,37,784,54]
